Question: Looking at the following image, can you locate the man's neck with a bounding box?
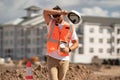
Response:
[55,20,64,26]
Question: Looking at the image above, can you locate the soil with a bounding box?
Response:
[0,63,120,80]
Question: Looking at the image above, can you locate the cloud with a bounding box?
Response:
[81,7,109,17]
[111,12,120,17]
[0,0,120,24]
[84,0,120,7]
[81,6,120,18]
[0,1,7,15]
[52,0,80,7]
[0,1,9,22]
[0,0,81,24]
[100,0,120,7]
[0,0,40,23]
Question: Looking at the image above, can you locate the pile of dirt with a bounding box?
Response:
[33,63,97,80]
[0,63,120,80]
[66,64,97,80]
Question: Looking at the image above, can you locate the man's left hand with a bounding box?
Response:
[61,47,69,53]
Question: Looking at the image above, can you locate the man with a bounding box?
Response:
[43,5,78,80]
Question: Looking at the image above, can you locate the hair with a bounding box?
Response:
[53,5,62,10]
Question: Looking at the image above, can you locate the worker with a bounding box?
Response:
[43,5,79,80]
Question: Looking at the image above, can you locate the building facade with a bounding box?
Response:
[73,16,120,63]
[0,6,47,60]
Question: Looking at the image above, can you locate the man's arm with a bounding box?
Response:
[43,9,61,25]
[43,9,68,25]
[69,40,79,51]
[63,40,78,53]
[69,26,79,51]
[62,25,79,53]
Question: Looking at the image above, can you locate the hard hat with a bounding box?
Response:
[67,10,82,25]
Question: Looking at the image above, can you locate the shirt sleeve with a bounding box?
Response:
[71,28,78,40]
[47,20,53,33]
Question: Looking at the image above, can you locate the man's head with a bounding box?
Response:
[53,5,62,11]
[52,5,63,24]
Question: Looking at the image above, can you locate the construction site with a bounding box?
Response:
[0,5,120,80]
[0,59,120,80]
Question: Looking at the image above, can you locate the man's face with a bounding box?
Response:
[53,14,63,24]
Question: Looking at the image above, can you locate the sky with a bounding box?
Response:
[0,0,120,24]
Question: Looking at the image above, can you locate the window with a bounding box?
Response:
[107,48,111,53]
[90,28,94,33]
[5,31,8,36]
[32,48,36,53]
[27,48,31,53]
[79,37,83,43]
[0,49,2,53]
[117,39,120,44]
[89,48,94,53]
[112,47,114,52]
[4,49,13,54]
[21,48,24,54]
[37,38,40,45]
[107,39,111,43]
[36,28,40,35]
[99,38,103,43]
[18,31,20,36]
[33,29,36,35]
[33,10,38,13]
[79,48,83,54]
[117,48,120,54]
[117,29,120,34]
[0,33,1,38]
[26,30,31,36]
[21,39,24,46]
[99,48,103,53]
[99,28,103,33]
[27,39,31,44]
[8,49,13,53]
[10,40,13,45]
[107,28,112,33]
[90,38,94,43]
[112,37,114,42]
[36,47,41,54]
[5,40,8,45]
[20,29,24,36]
[10,31,13,36]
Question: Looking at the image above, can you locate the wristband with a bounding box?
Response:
[69,47,72,52]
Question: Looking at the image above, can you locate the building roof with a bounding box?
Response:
[4,18,24,25]
[81,16,120,26]
[3,14,44,27]
[20,14,45,26]
[25,5,41,11]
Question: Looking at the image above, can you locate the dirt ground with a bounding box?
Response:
[0,63,120,80]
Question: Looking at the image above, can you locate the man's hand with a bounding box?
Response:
[60,47,70,53]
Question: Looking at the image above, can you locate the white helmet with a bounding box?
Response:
[67,10,82,25]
